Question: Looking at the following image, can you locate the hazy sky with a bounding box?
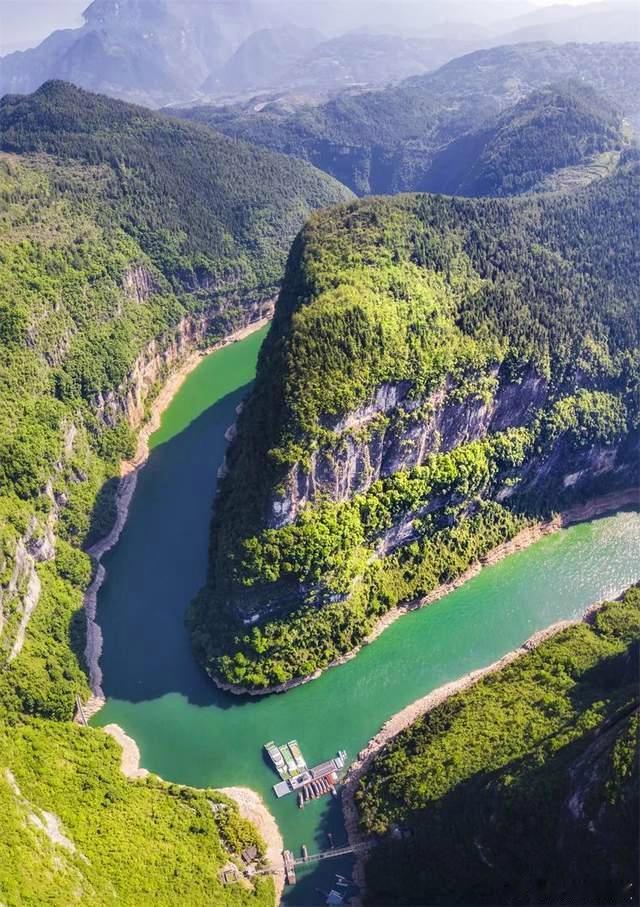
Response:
[0,0,611,54]
[0,1,87,53]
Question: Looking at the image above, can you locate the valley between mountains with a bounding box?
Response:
[0,24,639,907]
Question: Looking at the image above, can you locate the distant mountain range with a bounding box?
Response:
[1,0,638,107]
[421,81,625,197]
[204,29,478,98]
[498,0,640,45]
[178,41,640,195]
[0,0,269,107]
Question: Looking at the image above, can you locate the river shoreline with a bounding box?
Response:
[219,786,285,901]
[212,487,640,699]
[103,723,149,780]
[81,315,271,712]
[339,594,619,901]
[75,322,638,907]
[102,724,284,902]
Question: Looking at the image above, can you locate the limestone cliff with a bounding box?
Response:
[191,157,640,691]
[94,294,273,428]
[268,366,548,528]
[0,287,271,696]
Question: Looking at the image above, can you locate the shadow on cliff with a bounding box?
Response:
[94,384,256,709]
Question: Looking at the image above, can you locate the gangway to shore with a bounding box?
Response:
[281,840,376,883]
[293,840,376,866]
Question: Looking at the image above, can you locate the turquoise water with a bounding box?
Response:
[93,330,640,904]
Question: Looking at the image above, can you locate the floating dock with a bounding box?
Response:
[273,751,347,800]
[264,739,308,780]
[283,850,296,885]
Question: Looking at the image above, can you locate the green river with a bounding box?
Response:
[93,327,640,905]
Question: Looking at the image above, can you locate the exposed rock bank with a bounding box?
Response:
[103,724,149,780]
[220,787,285,901]
[213,487,640,698]
[81,313,271,714]
[340,596,618,897]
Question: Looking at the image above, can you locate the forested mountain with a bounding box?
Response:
[0,81,350,296]
[421,81,624,197]
[0,80,348,904]
[357,587,640,906]
[180,41,640,195]
[2,7,638,904]
[190,156,640,691]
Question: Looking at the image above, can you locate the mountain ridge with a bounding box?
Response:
[421,80,624,196]
[4,1,639,108]
[179,40,640,195]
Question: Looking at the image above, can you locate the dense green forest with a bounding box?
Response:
[0,715,273,906]
[191,156,640,690]
[0,80,348,714]
[177,41,640,194]
[0,80,351,291]
[0,81,350,905]
[356,587,640,906]
[421,81,624,197]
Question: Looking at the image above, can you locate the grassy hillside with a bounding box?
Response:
[356,587,640,906]
[190,155,640,690]
[0,81,350,905]
[177,42,640,194]
[421,81,624,197]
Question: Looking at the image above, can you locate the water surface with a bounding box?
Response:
[94,330,640,904]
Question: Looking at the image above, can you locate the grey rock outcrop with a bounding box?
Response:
[269,365,548,528]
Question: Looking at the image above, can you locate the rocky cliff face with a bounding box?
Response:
[230,365,637,623]
[95,294,273,428]
[0,426,76,665]
[378,437,637,560]
[121,265,159,305]
[269,366,549,528]
[0,291,271,674]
